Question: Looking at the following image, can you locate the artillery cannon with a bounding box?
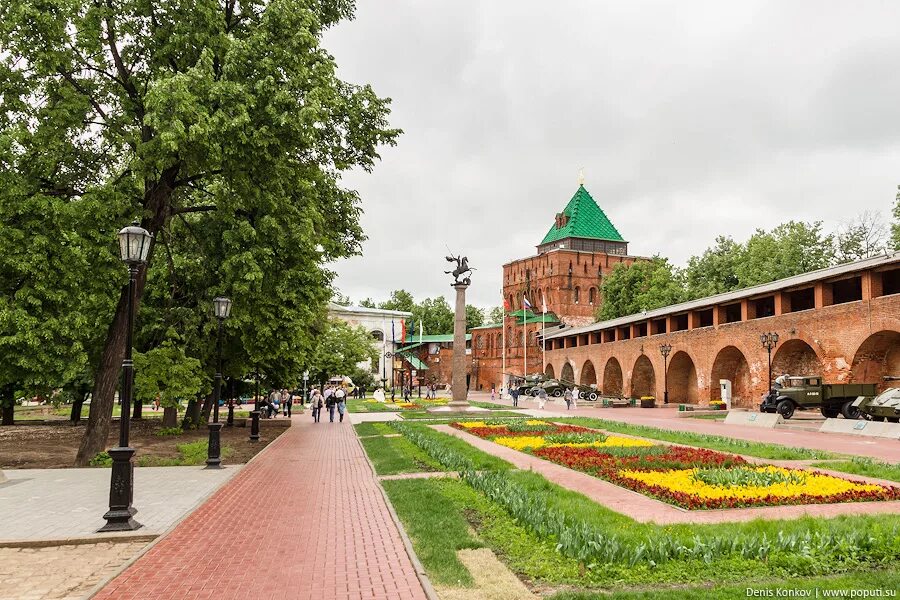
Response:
[852,387,900,423]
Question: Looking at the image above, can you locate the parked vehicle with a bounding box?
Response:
[759,375,877,419]
[852,387,900,422]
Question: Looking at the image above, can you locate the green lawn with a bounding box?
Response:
[549,569,900,599]
[400,410,524,420]
[90,439,231,467]
[812,457,900,483]
[556,416,838,460]
[358,434,443,475]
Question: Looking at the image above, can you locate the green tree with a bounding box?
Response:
[835,211,887,263]
[307,319,377,384]
[412,297,454,335]
[134,335,205,428]
[465,305,484,329]
[736,221,835,287]
[892,186,900,250]
[488,306,505,324]
[379,289,415,313]
[683,236,742,300]
[0,0,398,462]
[597,257,684,321]
[358,298,377,308]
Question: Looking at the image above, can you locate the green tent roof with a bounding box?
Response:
[400,333,470,346]
[540,185,625,245]
[397,353,428,370]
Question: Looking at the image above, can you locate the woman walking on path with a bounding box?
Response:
[490,387,496,402]
[537,388,548,410]
[325,388,337,423]
[564,387,573,410]
[309,389,323,423]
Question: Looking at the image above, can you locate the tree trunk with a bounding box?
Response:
[162,406,177,428]
[74,288,129,465]
[70,399,84,424]
[132,396,143,420]
[1,402,13,426]
[181,398,198,429]
[74,166,180,466]
[200,391,214,423]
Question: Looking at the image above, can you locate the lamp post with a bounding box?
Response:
[302,370,309,406]
[249,365,261,442]
[99,221,152,532]
[206,296,232,468]
[760,332,779,392]
[659,343,672,405]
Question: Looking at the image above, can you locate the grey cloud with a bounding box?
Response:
[324,0,900,309]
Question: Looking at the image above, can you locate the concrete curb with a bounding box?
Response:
[0,533,158,548]
[81,425,290,599]
[353,424,441,600]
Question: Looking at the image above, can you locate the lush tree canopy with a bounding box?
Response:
[597,257,684,321]
[306,318,377,385]
[487,306,505,324]
[0,0,399,464]
[893,186,900,250]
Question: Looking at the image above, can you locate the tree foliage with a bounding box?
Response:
[835,211,888,263]
[306,318,377,384]
[133,335,205,408]
[893,186,900,250]
[488,306,505,324]
[597,257,684,321]
[465,305,484,329]
[0,1,398,454]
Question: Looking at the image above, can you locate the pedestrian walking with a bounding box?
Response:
[564,387,573,410]
[403,385,411,402]
[310,389,323,423]
[510,386,520,408]
[282,389,293,417]
[326,389,337,422]
[490,387,496,402]
[267,388,281,418]
[537,388,548,410]
[335,386,347,423]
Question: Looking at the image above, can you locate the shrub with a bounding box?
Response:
[155,427,184,437]
[89,451,112,467]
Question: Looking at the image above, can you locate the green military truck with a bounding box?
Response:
[759,375,878,420]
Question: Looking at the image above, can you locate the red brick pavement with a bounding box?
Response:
[93,419,428,600]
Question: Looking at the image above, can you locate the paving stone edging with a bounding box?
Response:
[354,426,440,600]
[79,425,288,599]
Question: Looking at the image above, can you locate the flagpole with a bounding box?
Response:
[501,290,506,397]
[542,295,546,374]
[523,292,527,381]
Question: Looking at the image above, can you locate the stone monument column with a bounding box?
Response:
[449,282,470,408]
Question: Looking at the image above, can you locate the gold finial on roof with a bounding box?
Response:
[577,168,585,185]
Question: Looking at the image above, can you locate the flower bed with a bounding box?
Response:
[451,419,900,509]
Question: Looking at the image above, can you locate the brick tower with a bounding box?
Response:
[502,184,639,326]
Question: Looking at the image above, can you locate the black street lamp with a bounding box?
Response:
[206,296,232,468]
[659,343,672,405]
[302,370,309,406]
[99,221,152,532]
[249,365,261,442]
[760,332,779,392]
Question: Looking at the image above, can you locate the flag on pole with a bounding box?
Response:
[401,319,407,343]
[523,296,533,311]
[541,291,548,315]
[391,320,396,344]
[503,297,511,312]
[419,320,423,343]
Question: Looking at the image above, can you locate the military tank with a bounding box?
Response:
[853,387,900,423]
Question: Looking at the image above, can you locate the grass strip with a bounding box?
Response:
[557,416,837,460]
[400,410,524,420]
[549,568,900,599]
[359,434,442,475]
[353,422,396,437]
[382,478,482,586]
[390,422,513,471]
[812,457,900,483]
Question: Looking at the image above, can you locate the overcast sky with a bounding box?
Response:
[323,1,900,310]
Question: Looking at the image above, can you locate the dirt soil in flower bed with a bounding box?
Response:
[452,421,900,510]
[0,419,286,469]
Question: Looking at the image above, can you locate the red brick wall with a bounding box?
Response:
[542,293,900,407]
[502,249,637,326]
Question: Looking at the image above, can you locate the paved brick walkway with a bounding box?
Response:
[436,425,900,524]
[93,420,428,600]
